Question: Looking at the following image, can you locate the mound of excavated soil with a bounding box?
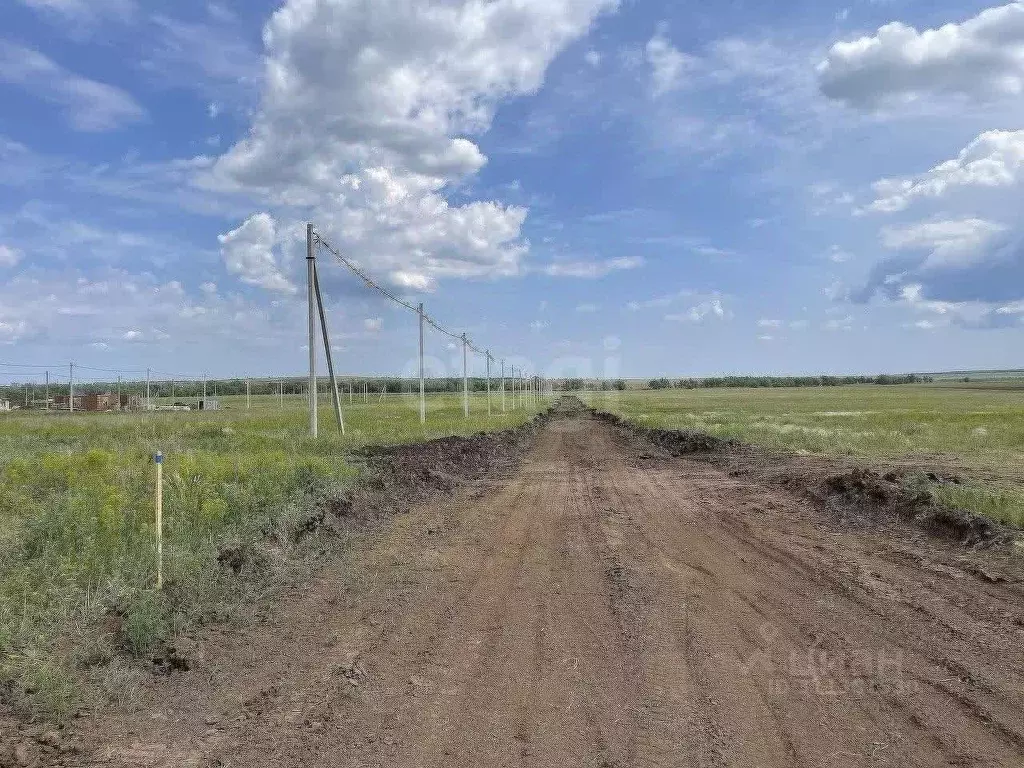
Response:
[302,414,549,537]
[584,401,1017,549]
[592,409,739,454]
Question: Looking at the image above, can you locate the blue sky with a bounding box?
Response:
[2,0,1023,382]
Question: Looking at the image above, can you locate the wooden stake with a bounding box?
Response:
[154,451,164,589]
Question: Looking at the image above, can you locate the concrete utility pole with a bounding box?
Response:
[117,375,121,411]
[146,368,151,410]
[462,333,469,419]
[418,303,426,425]
[307,223,318,439]
[486,351,492,417]
[501,360,506,413]
[69,362,74,413]
[246,379,250,410]
[45,371,49,410]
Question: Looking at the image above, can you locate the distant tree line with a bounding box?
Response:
[0,376,540,404]
[2,372,933,404]
[649,374,932,390]
[561,379,627,391]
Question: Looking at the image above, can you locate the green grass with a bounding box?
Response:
[929,483,1024,529]
[0,392,539,719]
[581,386,1024,527]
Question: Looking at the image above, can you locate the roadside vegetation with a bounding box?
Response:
[0,393,539,720]
[583,385,1024,528]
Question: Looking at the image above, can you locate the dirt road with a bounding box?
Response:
[71,410,1024,767]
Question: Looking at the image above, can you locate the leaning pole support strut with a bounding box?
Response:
[312,256,346,435]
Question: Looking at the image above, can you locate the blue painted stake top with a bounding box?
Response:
[155,452,163,464]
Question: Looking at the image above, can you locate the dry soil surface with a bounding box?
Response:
[62,411,1024,767]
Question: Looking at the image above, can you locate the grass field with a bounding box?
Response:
[0,392,540,718]
[581,385,1024,528]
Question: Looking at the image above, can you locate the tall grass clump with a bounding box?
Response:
[929,484,1024,529]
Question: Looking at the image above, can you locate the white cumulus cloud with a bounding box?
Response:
[866,130,1024,213]
[218,213,297,294]
[882,218,1007,268]
[204,0,618,288]
[818,3,1024,109]
[898,283,997,327]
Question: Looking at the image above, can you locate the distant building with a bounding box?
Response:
[197,398,220,411]
[0,399,10,412]
[53,393,129,412]
[83,393,118,412]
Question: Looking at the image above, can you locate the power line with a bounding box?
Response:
[0,361,54,369]
[314,233,422,314]
[75,364,147,375]
[312,228,514,366]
